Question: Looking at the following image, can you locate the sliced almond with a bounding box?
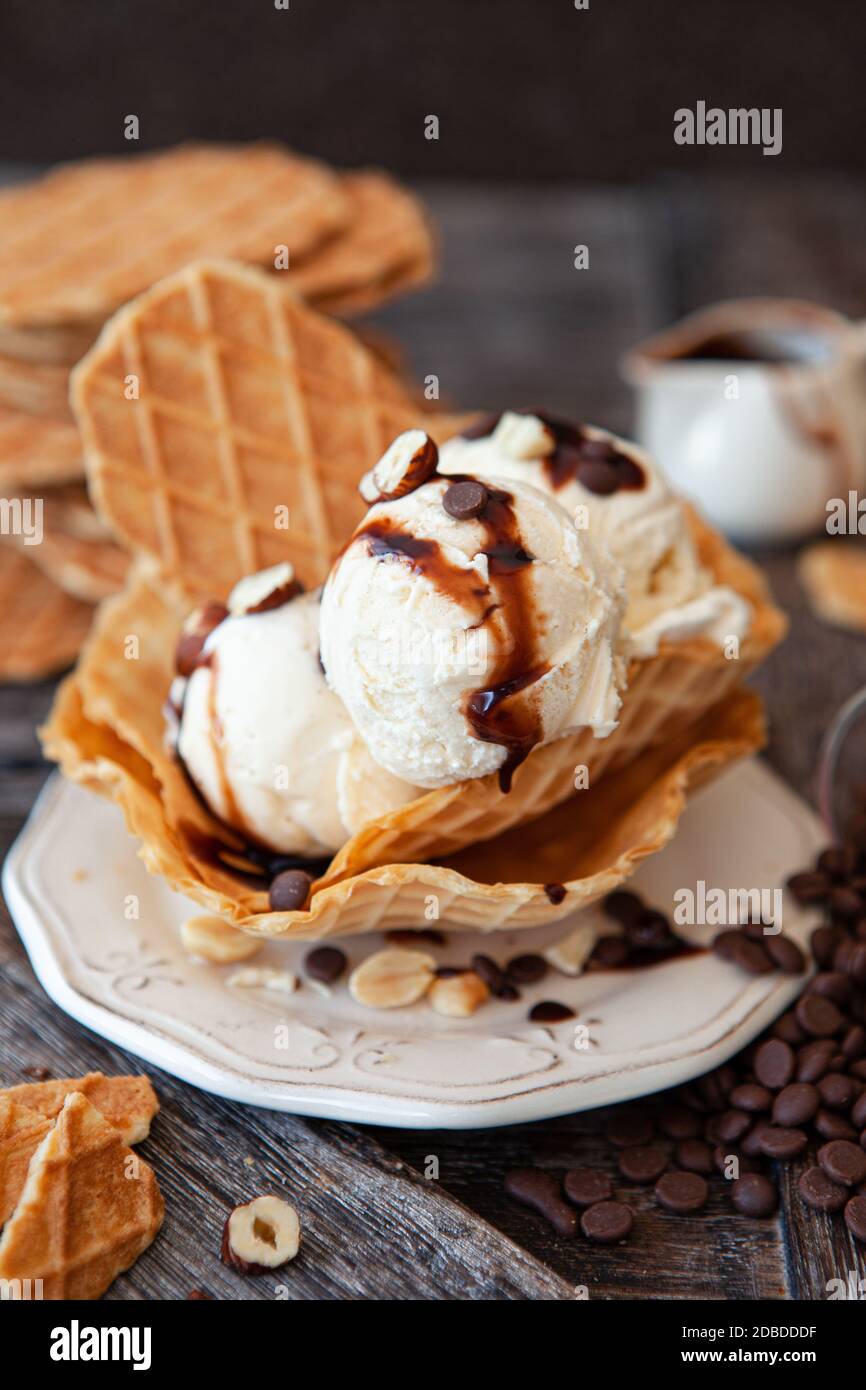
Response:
[348,948,436,1009]
[544,920,605,977]
[226,966,298,994]
[180,914,263,964]
[429,970,490,1017]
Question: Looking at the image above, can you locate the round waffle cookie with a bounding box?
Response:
[0,143,351,332]
[70,259,470,595]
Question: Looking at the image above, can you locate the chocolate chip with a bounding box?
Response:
[580,1200,634,1243]
[758,1125,809,1159]
[592,935,630,967]
[819,845,858,879]
[733,1119,764,1154]
[655,1170,708,1214]
[741,917,771,942]
[798,1166,849,1212]
[795,994,843,1038]
[618,1143,670,1184]
[772,1083,819,1127]
[442,479,488,520]
[815,1109,859,1142]
[658,1105,701,1140]
[507,953,547,984]
[843,1025,866,1061]
[732,1173,778,1217]
[730,1083,773,1114]
[21,1065,51,1081]
[563,1168,613,1208]
[852,1091,866,1130]
[578,436,618,461]
[727,936,774,975]
[504,1168,576,1236]
[772,1012,806,1046]
[268,868,313,912]
[764,934,807,974]
[796,1039,837,1083]
[787,870,831,903]
[528,1000,575,1023]
[675,1139,714,1175]
[576,458,619,495]
[471,953,507,995]
[830,886,864,920]
[606,1110,655,1149]
[715,1109,752,1143]
[810,925,843,968]
[807,970,852,1007]
[698,1072,728,1111]
[754,1038,795,1090]
[846,944,866,987]
[711,929,741,962]
[833,939,858,975]
[818,1139,866,1187]
[303,945,346,983]
[818,1072,859,1111]
[625,909,673,952]
[602,889,644,925]
[844,1195,866,1241]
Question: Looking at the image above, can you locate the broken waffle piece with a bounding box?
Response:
[0,1092,164,1299]
[2,1071,158,1145]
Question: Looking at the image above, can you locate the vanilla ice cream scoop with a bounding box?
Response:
[320,471,626,791]
[439,412,751,656]
[173,581,418,858]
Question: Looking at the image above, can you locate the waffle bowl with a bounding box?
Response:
[42,555,768,939]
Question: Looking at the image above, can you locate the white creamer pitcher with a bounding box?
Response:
[621,299,866,543]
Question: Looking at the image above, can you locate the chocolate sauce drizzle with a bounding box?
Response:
[462,410,646,496]
[358,477,549,792]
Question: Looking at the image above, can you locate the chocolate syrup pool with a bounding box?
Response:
[359,478,549,792]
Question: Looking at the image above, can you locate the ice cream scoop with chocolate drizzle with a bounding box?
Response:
[320,470,626,790]
[440,412,752,657]
[171,566,419,857]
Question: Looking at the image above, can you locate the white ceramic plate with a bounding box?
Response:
[4,763,825,1129]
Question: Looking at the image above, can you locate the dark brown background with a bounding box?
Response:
[0,0,862,179]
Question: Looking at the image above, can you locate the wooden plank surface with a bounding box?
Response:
[2,174,866,1299]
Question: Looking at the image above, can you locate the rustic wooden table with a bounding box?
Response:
[3,175,866,1299]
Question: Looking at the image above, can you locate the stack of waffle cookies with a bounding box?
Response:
[0,143,435,681]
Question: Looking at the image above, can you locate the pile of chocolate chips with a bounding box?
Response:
[504,842,866,1246]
